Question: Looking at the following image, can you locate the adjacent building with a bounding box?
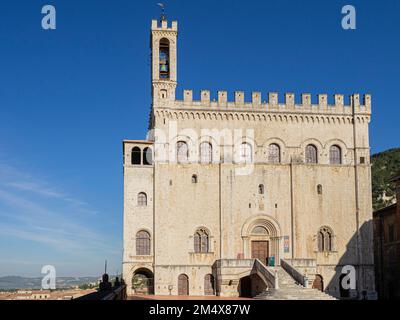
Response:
[374,173,400,299]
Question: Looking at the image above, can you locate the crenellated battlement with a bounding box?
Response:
[178,90,371,115]
[151,19,178,32]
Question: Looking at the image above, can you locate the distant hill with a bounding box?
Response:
[372,148,400,211]
[0,276,100,290]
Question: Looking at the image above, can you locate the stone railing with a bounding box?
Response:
[281,259,309,288]
[213,259,278,289]
[253,259,279,289]
[214,259,255,269]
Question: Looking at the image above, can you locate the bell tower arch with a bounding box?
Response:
[150,17,178,106]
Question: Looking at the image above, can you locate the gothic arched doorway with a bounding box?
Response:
[178,274,189,296]
[132,268,154,295]
[312,274,324,292]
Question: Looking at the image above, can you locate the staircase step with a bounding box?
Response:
[255,266,337,300]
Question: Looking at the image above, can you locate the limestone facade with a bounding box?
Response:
[123,19,376,299]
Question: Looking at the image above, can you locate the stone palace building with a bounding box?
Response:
[122,17,376,300]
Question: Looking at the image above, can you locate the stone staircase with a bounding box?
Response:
[255,267,337,300]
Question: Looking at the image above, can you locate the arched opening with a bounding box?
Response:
[136,230,151,256]
[137,192,147,207]
[242,216,281,267]
[194,228,209,253]
[132,268,154,295]
[330,145,342,164]
[143,147,153,165]
[258,184,265,195]
[178,274,189,296]
[318,227,333,252]
[239,142,253,164]
[132,147,141,165]
[268,143,281,163]
[159,38,170,79]
[312,274,324,292]
[177,141,189,164]
[200,142,212,164]
[239,274,267,298]
[305,144,318,164]
[204,274,215,296]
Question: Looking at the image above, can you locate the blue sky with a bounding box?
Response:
[0,0,399,277]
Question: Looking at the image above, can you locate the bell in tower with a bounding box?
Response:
[159,38,170,79]
[150,10,178,105]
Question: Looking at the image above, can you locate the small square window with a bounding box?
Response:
[360,157,366,164]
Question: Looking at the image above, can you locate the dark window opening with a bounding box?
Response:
[132,147,141,165]
[159,38,170,79]
[143,147,153,165]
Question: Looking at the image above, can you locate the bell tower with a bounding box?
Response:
[151,16,178,106]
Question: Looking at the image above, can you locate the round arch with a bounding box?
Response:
[131,268,154,295]
[241,215,282,266]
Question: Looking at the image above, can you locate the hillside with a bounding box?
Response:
[0,276,100,291]
[372,148,400,211]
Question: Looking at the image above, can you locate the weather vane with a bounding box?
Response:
[157,3,166,21]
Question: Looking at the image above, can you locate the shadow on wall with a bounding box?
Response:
[325,221,376,300]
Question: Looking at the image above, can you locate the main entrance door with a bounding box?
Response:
[251,241,269,265]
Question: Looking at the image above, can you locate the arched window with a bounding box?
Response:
[329,145,342,165]
[305,144,318,164]
[194,228,209,253]
[132,147,141,165]
[177,141,189,164]
[138,193,147,207]
[143,147,153,165]
[317,184,323,195]
[318,227,333,252]
[240,142,252,163]
[159,38,170,79]
[268,144,281,163]
[136,231,151,256]
[258,184,265,195]
[200,142,212,164]
[192,175,198,184]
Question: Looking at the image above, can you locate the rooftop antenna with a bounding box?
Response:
[157,3,166,22]
[104,260,107,274]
